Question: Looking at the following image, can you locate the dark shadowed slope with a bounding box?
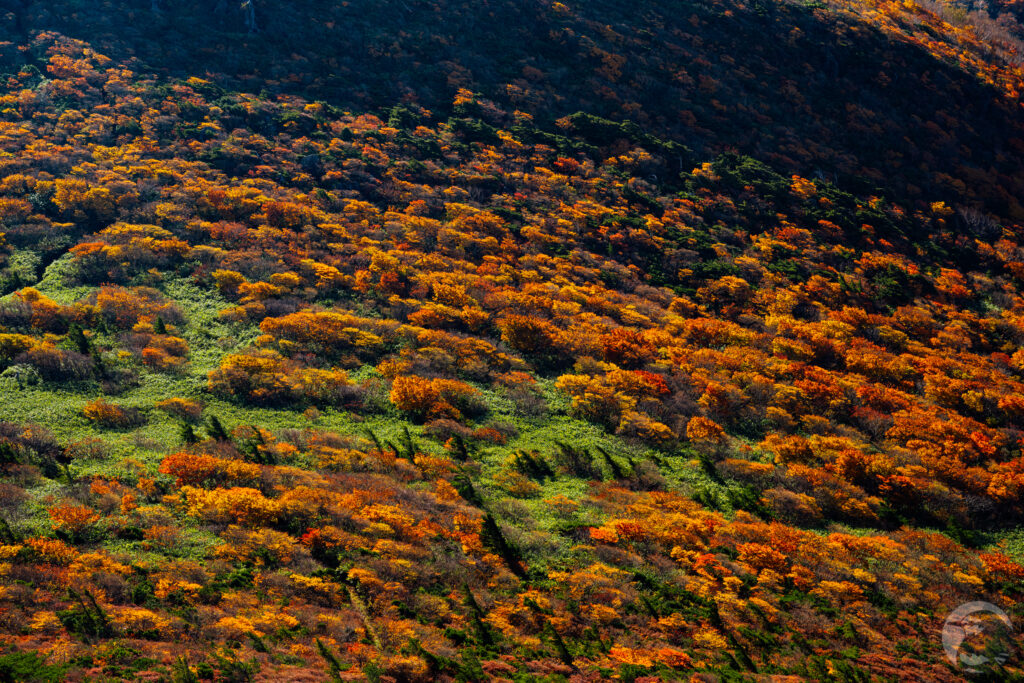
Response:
[4,0,1024,220]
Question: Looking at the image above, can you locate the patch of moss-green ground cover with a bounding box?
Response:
[30,253,92,304]
[158,277,261,376]
[984,528,1024,564]
[6,249,42,284]
[100,527,223,564]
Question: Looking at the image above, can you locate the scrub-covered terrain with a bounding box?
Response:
[0,0,1022,680]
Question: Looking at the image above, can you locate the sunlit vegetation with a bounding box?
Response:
[0,0,1021,680]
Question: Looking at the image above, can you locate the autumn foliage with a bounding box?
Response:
[0,7,1022,681]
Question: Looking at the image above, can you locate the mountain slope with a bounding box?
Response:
[6,0,1024,217]
[0,2,1021,681]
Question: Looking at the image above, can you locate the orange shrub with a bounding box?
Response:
[498,315,560,354]
[48,503,100,541]
[600,328,655,368]
[159,452,261,487]
[208,351,356,406]
[180,485,281,526]
[86,286,183,330]
[258,310,385,360]
[141,335,189,371]
[390,375,481,421]
[685,416,726,444]
[154,397,203,422]
[81,399,145,429]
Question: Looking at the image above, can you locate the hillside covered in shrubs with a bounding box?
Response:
[0,0,1022,680]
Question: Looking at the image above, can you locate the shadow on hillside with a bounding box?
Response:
[3,0,1023,218]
